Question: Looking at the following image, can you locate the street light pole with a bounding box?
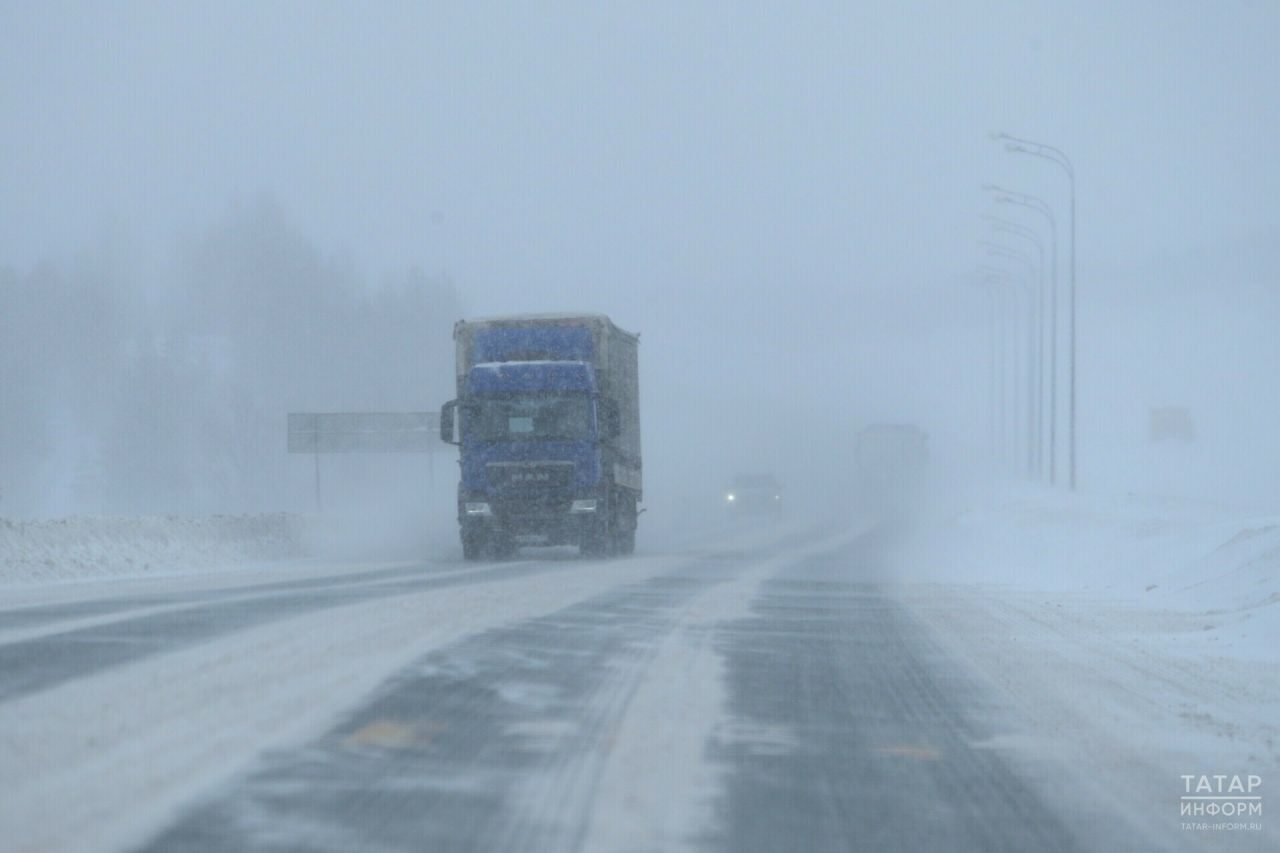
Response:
[994,133,1078,489]
[983,216,1046,480]
[976,272,1018,473]
[964,278,1003,466]
[981,246,1038,480]
[983,184,1060,485]
[984,275,1019,473]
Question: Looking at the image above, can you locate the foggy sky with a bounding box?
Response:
[3,1,1278,516]
[5,3,1276,280]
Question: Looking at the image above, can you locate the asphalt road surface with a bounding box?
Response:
[0,524,1209,851]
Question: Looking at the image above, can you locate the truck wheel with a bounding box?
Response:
[579,536,607,558]
[461,532,484,561]
[580,519,610,557]
[614,527,635,555]
[580,490,613,558]
[612,490,637,555]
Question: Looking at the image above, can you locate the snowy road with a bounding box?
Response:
[1,523,1272,852]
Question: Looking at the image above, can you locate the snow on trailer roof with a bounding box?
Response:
[462,312,611,323]
[471,360,591,369]
[455,313,639,340]
[467,360,596,393]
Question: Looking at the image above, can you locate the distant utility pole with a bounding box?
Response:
[993,133,1078,490]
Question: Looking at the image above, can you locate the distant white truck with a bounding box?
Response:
[854,424,928,514]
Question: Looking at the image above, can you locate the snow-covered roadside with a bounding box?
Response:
[0,512,308,584]
[895,489,1280,849]
[0,513,309,586]
[897,488,1280,662]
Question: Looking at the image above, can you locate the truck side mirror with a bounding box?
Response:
[440,400,459,445]
[602,398,621,440]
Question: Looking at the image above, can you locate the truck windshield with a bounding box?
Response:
[468,395,593,442]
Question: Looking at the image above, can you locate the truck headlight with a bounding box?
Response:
[464,502,493,516]
[570,499,598,513]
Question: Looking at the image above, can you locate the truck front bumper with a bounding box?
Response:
[460,496,601,546]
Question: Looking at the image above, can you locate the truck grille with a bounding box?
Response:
[490,493,573,520]
[486,461,574,490]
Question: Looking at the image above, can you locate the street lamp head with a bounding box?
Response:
[983,245,1019,261]
[1004,142,1028,154]
[989,131,1010,141]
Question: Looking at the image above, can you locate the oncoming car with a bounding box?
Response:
[724,473,783,515]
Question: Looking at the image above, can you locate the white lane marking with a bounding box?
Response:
[0,562,458,647]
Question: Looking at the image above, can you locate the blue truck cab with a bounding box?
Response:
[440,314,641,560]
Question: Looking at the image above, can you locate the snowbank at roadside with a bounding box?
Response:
[0,513,309,585]
[898,487,1280,662]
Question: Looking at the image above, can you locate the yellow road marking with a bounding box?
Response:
[344,718,445,750]
[871,743,942,760]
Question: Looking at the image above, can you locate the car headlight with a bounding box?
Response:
[464,502,493,516]
[570,499,598,513]
[726,493,736,502]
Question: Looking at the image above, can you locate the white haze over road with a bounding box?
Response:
[2,2,1278,522]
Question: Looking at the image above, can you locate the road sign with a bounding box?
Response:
[287,412,440,453]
